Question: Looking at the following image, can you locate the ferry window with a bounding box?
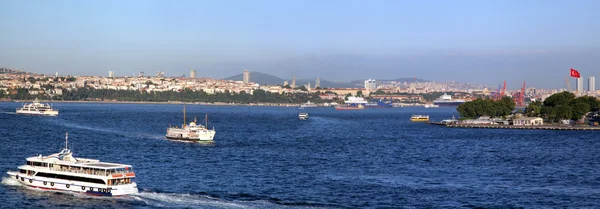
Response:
[35,172,105,185]
[32,162,43,166]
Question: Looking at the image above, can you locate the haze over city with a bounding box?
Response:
[1,0,598,88]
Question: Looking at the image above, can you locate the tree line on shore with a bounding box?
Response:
[457,91,599,122]
[2,88,330,104]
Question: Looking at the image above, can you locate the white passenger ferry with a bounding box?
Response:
[16,98,59,116]
[6,133,138,196]
[166,105,216,141]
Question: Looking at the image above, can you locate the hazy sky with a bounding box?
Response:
[0,0,598,89]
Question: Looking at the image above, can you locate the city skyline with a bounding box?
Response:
[0,0,598,89]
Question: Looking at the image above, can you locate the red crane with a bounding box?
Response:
[495,80,506,100]
[517,81,526,106]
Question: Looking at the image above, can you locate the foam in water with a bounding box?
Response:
[132,192,255,208]
[1,176,22,187]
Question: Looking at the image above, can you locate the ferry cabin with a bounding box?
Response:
[12,155,137,196]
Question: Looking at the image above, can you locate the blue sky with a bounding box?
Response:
[0,0,598,88]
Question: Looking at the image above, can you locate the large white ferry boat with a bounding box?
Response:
[16,99,59,116]
[300,100,318,108]
[166,105,216,141]
[433,93,466,106]
[6,133,138,196]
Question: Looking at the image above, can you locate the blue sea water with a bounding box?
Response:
[0,102,599,208]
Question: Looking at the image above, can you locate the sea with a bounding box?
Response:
[1,102,599,208]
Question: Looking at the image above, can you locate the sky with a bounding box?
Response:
[0,0,598,89]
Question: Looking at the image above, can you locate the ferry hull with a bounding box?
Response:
[335,107,364,110]
[165,130,215,141]
[6,172,138,197]
[16,110,59,116]
[433,102,465,106]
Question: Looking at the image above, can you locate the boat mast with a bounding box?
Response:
[183,105,186,128]
[65,132,68,150]
[205,114,208,128]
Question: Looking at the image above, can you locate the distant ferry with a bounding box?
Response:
[424,104,439,108]
[16,99,59,116]
[298,113,309,120]
[166,105,216,141]
[433,93,465,106]
[410,115,430,122]
[6,133,138,196]
[300,101,318,108]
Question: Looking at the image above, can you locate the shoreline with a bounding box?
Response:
[3,100,307,107]
[430,122,600,131]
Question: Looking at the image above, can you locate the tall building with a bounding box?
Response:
[364,79,376,92]
[108,71,114,78]
[589,77,596,92]
[291,76,296,87]
[307,83,311,91]
[139,71,144,77]
[55,72,58,77]
[283,80,289,86]
[190,70,196,79]
[576,77,584,94]
[243,69,250,83]
[315,77,320,88]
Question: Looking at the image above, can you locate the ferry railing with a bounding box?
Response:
[30,166,135,177]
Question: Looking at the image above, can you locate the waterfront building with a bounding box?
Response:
[283,80,288,86]
[589,77,595,92]
[292,76,296,87]
[190,70,196,79]
[364,79,376,93]
[109,71,115,78]
[243,69,250,84]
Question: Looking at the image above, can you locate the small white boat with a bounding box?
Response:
[16,98,59,116]
[6,133,139,196]
[300,101,318,108]
[424,104,439,108]
[299,113,309,120]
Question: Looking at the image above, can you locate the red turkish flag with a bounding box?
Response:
[570,68,580,78]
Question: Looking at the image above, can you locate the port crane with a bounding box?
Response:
[512,81,526,106]
[494,80,506,100]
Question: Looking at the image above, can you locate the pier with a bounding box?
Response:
[429,122,600,131]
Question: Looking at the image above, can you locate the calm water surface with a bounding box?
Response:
[0,102,599,208]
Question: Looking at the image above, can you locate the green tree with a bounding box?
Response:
[344,93,352,100]
[524,101,542,117]
[298,86,308,91]
[374,89,385,95]
[356,90,363,97]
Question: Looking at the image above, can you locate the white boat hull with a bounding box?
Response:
[16,109,59,116]
[6,171,138,196]
[166,129,216,141]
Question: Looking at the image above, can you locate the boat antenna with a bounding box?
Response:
[205,114,208,128]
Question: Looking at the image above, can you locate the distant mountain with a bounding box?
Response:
[223,72,285,85]
[223,72,358,88]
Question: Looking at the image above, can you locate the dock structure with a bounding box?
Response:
[428,122,600,131]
